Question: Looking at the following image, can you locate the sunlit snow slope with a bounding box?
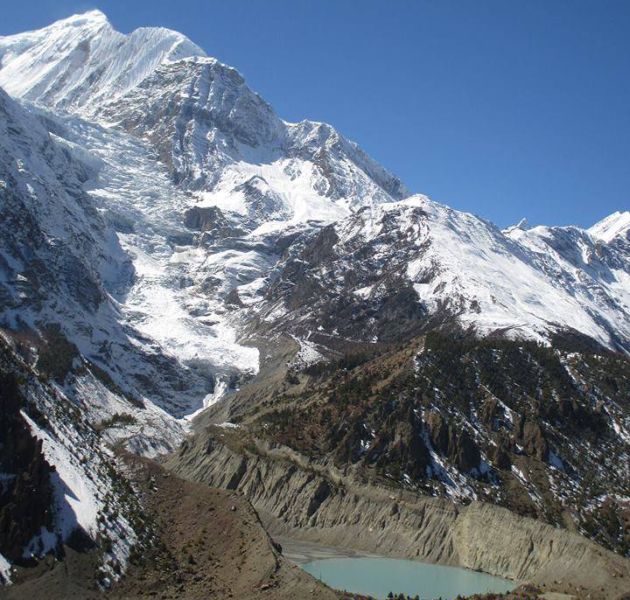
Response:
[0,10,204,112]
[256,197,630,354]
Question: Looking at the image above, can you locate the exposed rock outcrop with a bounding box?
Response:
[0,373,55,563]
[425,411,481,472]
[517,417,550,462]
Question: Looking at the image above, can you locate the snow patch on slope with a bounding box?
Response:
[21,409,97,541]
[198,158,350,230]
[0,552,11,584]
[291,334,324,367]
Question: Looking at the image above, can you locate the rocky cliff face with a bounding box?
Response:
[0,334,150,586]
[0,373,54,565]
[96,55,407,221]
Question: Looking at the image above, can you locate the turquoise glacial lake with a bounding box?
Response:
[301,557,514,599]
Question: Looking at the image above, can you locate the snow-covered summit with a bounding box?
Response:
[46,8,109,27]
[589,210,630,243]
[0,10,205,113]
[0,10,406,227]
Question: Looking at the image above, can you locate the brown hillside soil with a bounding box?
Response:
[111,456,340,600]
[1,456,341,600]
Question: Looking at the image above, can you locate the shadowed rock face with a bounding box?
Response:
[0,374,54,563]
[0,336,156,586]
[425,411,482,472]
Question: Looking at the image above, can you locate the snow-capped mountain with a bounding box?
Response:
[0,10,628,445]
[0,10,406,451]
[0,9,627,434]
[0,9,406,222]
[256,197,630,357]
[589,210,630,243]
[0,9,629,592]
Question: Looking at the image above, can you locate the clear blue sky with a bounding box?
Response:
[2,0,629,228]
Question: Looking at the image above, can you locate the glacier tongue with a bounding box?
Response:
[0,80,266,453]
[56,109,261,410]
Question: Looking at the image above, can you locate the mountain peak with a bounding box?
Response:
[502,217,530,237]
[0,10,204,113]
[589,210,630,243]
[38,9,111,33]
[63,9,108,23]
[515,217,529,229]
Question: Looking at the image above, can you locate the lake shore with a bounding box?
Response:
[274,535,380,565]
[273,539,517,599]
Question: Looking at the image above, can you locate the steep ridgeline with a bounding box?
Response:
[0,10,205,113]
[252,197,630,357]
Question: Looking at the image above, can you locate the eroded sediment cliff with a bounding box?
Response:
[167,428,630,599]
